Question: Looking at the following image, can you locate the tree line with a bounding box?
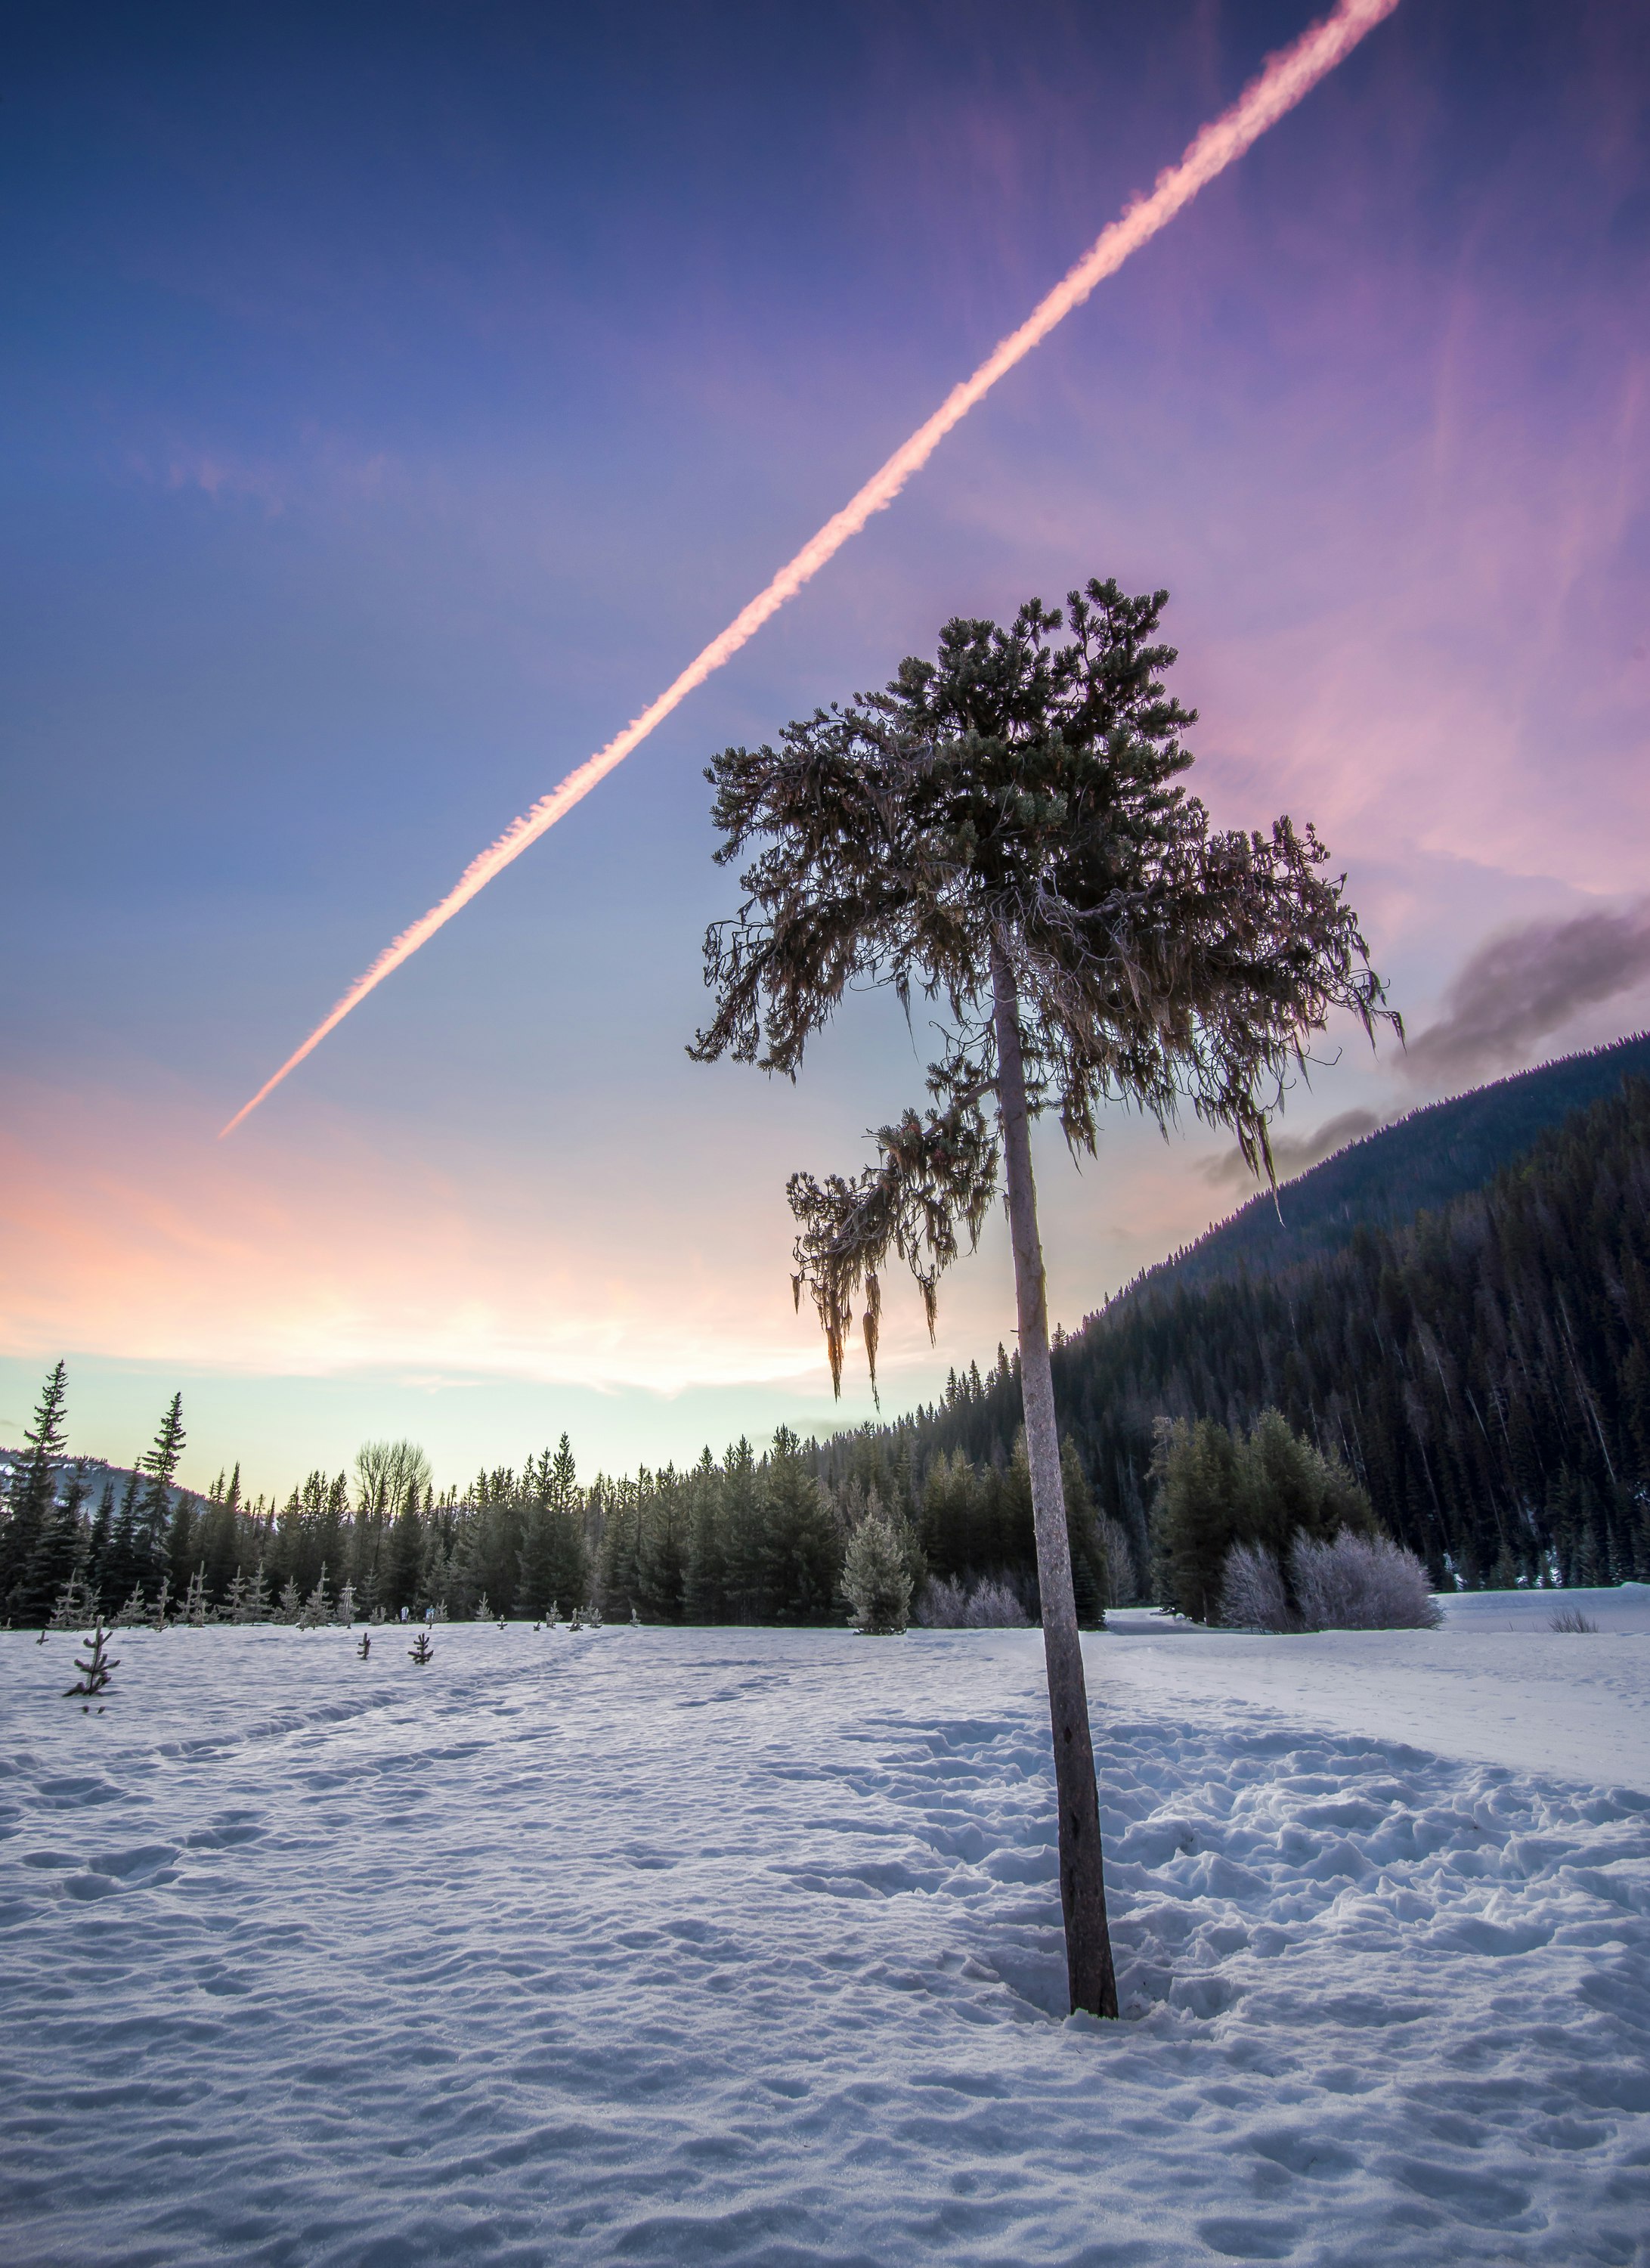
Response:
[0,1385,1111,1629]
[6,1077,1646,1628]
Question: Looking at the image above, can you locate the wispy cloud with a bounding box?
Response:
[1201,1106,1385,1189]
[1401,902,1650,1086]
[130,433,397,518]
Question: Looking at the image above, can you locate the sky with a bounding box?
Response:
[3,0,1648,1501]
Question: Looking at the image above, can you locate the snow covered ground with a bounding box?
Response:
[2,1597,1648,2266]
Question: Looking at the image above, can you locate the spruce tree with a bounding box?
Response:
[720,1439,766,1620]
[1,1360,69,1622]
[842,1510,912,1634]
[85,1475,116,1606]
[132,1394,187,1587]
[101,1468,146,1606]
[1060,1439,1107,1631]
[691,581,1388,2015]
[20,1460,88,1627]
[683,1449,729,1622]
[382,1486,425,1614]
[761,1430,840,1622]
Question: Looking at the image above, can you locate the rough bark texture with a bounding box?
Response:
[991,937,1119,2020]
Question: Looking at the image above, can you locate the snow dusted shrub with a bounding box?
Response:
[1290,1532,1441,1631]
[963,1576,1031,1628]
[913,1574,1032,1628]
[841,1511,912,1634]
[1219,1542,1291,1632]
[914,1575,969,1628]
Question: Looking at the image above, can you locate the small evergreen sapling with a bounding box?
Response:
[842,1512,912,1634]
[277,1577,302,1625]
[64,1624,119,1710]
[408,1628,434,1664]
[115,1583,147,1629]
[183,1567,209,1626]
[357,1631,372,1659]
[49,1569,95,1631]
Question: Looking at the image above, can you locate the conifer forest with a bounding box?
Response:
[6,1051,1648,1632]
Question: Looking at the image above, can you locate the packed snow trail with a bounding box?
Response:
[2,1617,1648,2266]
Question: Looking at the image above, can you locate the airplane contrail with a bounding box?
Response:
[221,0,1401,1138]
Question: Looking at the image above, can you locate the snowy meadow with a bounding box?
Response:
[3,1597,1649,2266]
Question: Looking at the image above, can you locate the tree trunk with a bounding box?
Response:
[990,936,1119,2020]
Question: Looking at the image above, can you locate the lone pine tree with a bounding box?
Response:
[691,579,1390,2016]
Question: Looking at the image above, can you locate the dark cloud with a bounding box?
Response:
[1401,903,1650,1087]
[1202,1108,1385,1191]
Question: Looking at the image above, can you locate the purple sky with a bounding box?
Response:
[3,0,1648,1496]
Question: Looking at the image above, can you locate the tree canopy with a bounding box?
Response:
[692,579,1392,1392]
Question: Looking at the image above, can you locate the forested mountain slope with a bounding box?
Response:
[1143,1031,1650,1293]
[822,1057,1650,1595]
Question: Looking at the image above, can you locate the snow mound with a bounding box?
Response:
[2,1621,1648,2265]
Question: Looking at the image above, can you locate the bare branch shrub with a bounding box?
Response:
[1219,1541,1291,1631]
[914,1576,969,1628]
[1291,1532,1441,1631]
[963,1576,1032,1628]
[914,1573,1032,1628]
[1099,1515,1138,1607]
[1548,1606,1599,1633]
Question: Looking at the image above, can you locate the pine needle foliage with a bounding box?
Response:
[691,581,1392,1396]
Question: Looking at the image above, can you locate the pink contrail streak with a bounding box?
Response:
[221,0,1401,1138]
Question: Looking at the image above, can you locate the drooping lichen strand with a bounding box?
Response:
[786,1080,996,1400]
